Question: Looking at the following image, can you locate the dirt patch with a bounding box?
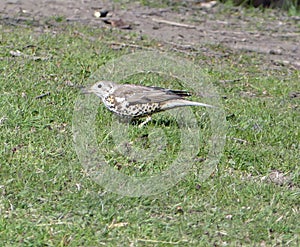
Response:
[1,0,299,69]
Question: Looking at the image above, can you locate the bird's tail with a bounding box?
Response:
[161,99,215,110]
[150,87,191,97]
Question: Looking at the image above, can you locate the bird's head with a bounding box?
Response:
[82,81,117,98]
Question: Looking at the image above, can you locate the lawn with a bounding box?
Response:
[0,17,299,246]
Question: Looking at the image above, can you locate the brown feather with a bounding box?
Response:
[113,84,190,105]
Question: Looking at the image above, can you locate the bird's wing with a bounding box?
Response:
[127,91,182,104]
[114,85,188,105]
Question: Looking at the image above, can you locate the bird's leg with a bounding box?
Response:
[117,115,131,124]
[138,116,152,128]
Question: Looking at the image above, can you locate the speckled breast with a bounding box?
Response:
[103,95,162,118]
[118,102,161,118]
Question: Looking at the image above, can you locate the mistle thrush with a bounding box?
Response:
[83,81,214,126]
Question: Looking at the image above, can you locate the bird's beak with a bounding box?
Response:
[81,87,92,94]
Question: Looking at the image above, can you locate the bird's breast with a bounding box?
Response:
[121,102,161,117]
[103,95,162,118]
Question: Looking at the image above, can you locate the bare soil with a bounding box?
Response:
[1,0,299,69]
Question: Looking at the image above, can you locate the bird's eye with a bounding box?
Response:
[98,84,102,88]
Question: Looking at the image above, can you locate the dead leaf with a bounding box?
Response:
[108,219,129,229]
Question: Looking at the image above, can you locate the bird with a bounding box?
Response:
[83,81,214,126]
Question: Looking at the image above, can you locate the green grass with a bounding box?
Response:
[0,20,299,246]
[114,0,186,9]
[123,0,300,13]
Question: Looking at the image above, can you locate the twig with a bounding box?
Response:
[35,92,50,99]
[10,50,50,61]
[219,78,242,84]
[232,137,247,144]
[152,18,196,29]
[105,41,154,51]
[37,222,70,226]
[137,238,188,244]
